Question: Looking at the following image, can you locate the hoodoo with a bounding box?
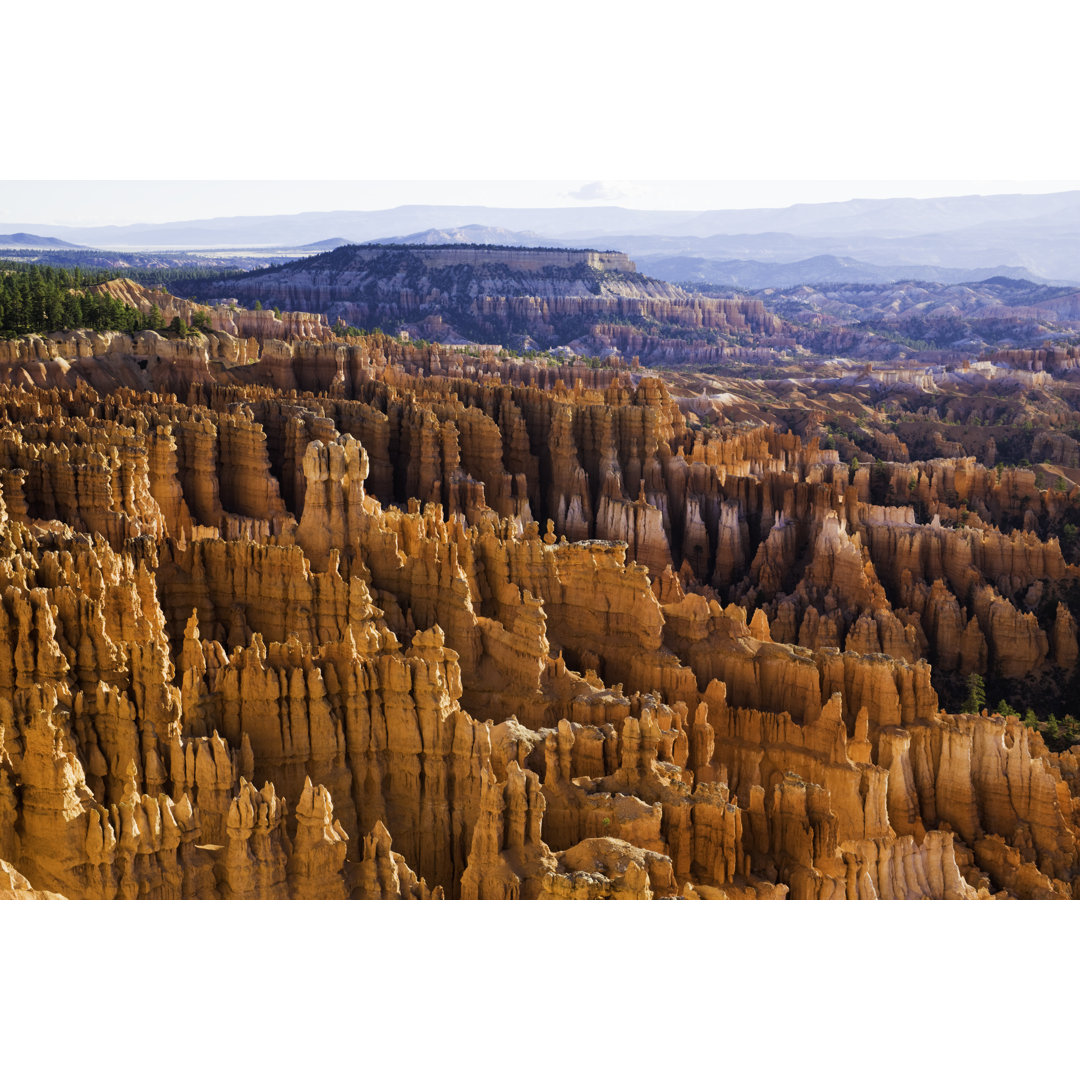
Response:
[1,270,1080,901]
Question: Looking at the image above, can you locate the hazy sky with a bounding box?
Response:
[4,2,1079,226]
[4,179,1078,227]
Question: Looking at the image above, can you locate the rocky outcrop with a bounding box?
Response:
[88,279,336,342]
[0,858,64,899]
[187,246,788,360]
[2,286,1080,901]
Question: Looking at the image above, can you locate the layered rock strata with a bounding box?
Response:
[2,298,1079,900]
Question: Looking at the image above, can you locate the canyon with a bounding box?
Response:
[190,244,789,363]
[1,278,1079,900]
[169,245,1080,380]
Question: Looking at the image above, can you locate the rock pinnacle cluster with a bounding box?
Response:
[1,282,1078,900]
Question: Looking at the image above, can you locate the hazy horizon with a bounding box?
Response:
[3,180,1079,229]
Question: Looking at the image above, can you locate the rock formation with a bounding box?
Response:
[188,245,788,361]
[2,283,1080,900]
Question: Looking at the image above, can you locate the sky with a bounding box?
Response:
[4,1,1079,225]
[3,179,1079,228]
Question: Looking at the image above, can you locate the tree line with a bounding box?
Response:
[0,263,165,338]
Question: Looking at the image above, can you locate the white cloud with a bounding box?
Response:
[566,181,632,203]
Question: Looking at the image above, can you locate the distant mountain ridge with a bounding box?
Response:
[633,253,1058,289]
[0,232,82,249]
[294,237,353,251]
[6,189,1080,283]
[374,225,558,247]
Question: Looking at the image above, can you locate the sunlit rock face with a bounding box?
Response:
[1,288,1079,901]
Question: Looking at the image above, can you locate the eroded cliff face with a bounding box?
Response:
[186,246,789,358]
[2,305,1079,900]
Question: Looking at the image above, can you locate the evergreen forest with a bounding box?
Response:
[0,262,236,339]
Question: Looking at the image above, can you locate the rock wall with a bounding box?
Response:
[188,246,787,357]
[1,298,1079,900]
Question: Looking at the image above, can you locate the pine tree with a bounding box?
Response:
[962,673,986,714]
